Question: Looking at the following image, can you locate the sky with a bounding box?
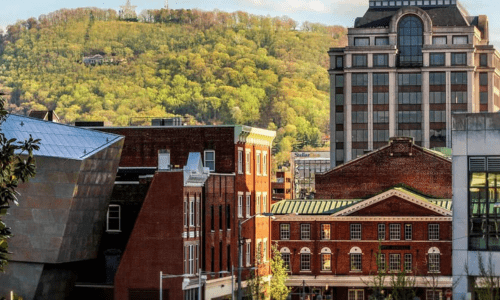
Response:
[1,0,500,47]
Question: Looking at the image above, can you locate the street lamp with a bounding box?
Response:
[160,269,230,300]
[237,212,274,300]
[198,269,230,300]
[159,271,192,300]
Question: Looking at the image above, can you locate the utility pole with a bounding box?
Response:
[165,0,168,9]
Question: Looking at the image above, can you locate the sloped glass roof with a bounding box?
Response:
[1,114,123,160]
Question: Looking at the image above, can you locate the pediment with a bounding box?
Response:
[332,188,451,217]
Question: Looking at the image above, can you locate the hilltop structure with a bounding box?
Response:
[119,0,137,20]
[329,0,500,167]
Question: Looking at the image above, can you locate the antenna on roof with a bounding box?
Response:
[164,0,168,9]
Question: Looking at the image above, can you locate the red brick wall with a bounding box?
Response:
[350,196,443,217]
[114,172,202,300]
[315,139,452,199]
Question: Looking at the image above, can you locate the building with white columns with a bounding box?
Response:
[329,0,500,167]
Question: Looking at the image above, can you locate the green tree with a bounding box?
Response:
[0,98,40,272]
[269,243,290,300]
[465,252,500,300]
[246,246,267,299]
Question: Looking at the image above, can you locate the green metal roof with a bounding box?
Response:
[271,187,453,215]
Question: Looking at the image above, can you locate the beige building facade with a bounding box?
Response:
[329,0,500,167]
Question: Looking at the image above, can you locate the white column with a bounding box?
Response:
[368,72,373,150]
[446,71,452,148]
[329,74,336,168]
[389,72,397,138]
[422,71,430,148]
[345,73,352,162]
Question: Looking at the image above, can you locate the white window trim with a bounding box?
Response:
[245,149,251,175]
[280,223,290,240]
[204,150,215,172]
[350,253,362,271]
[245,193,251,218]
[262,192,267,213]
[256,192,262,214]
[405,224,412,240]
[238,148,243,174]
[378,223,385,240]
[390,224,401,240]
[106,204,121,232]
[350,224,362,240]
[300,253,311,271]
[189,198,195,227]
[404,253,412,272]
[263,151,268,176]
[237,193,243,218]
[348,289,364,300]
[256,150,262,176]
[246,241,251,266]
[301,223,311,240]
[389,253,401,272]
[429,224,440,241]
[263,238,268,262]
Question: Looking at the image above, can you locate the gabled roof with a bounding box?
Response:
[271,187,452,216]
[332,187,452,216]
[2,114,123,160]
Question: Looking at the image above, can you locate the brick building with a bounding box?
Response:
[271,137,453,300]
[87,124,275,299]
[272,171,293,202]
[329,0,500,167]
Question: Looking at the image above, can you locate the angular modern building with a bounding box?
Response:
[0,114,123,300]
[329,0,500,167]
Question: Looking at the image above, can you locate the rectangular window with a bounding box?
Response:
[451,53,467,65]
[336,74,344,87]
[451,72,467,84]
[256,193,261,214]
[350,253,362,271]
[480,53,488,67]
[353,55,367,67]
[429,224,440,240]
[430,72,446,85]
[348,290,364,300]
[238,150,243,174]
[204,150,215,172]
[226,205,231,230]
[227,245,231,271]
[185,200,189,228]
[427,290,442,300]
[336,56,343,69]
[451,91,467,103]
[246,194,251,217]
[432,36,447,45]
[480,92,488,104]
[262,193,267,213]
[378,253,386,271]
[321,224,331,240]
[219,205,223,230]
[107,204,121,232]
[428,253,440,272]
[373,93,389,105]
[405,254,412,272]
[321,254,332,271]
[211,247,215,271]
[245,150,251,174]
[373,111,389,123]
[352,73,368,86]
[405,224,412,240]
[390,224,401,240]
[238,195,243,217]
[453,35,468,44]
[219,241,223,272]
[211,206,214,231]
[378,224,386,240]
[246,241,251,266]
[350,224,362,240]
[373,54,388,67]
[256,151,262,175]
[301,224,311,240]
[196,199,200,226]
[373,73,389,86]
[263,152,268,175]
[189,200,195,227]
[352,93,368,105]
[430,53,445,66]
[389,254,401,271]
[158,149,170,170]
[280,224,290,240]
[354,37,370,46]
[189,245,194,274]
[375,37,389,45]
[480,72,489,86]
[300,253,311,270]
[282,253,290,270]
[263,239,267,261]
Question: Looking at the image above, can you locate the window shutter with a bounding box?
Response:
[469,157,486,171]
[488,157,500,172]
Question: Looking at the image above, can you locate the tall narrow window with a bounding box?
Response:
[227,245,231,271]
[238,149,243,174]
[389,254,401,271]
[282,253,290,270]
[256,193,261,214]
[301,224,311,240]
[398,15,423,67]
[107,205,121,232]
[210,206,214,231]
[204,150,215,172]
[350,224,362,240]
[378,224,385,240]
[428,249,440,272]
[245,149,251,174]
[262,193,267,213]
[350,253,362,271]
[321,224,331,240]
[428,224,440,240]
[196,198,200,227]
[226,205,231,230]
[238,195,243,217]
[378,254,386,271]
[300,253,311,271]
[219,205,223,230]
[246,194,251,217]
[256,151,262,175]
[390,224,401,240]
[280,224,290,240]
[405,254,412,272]
[263,152,268,176]
[211,247,215,271]
[321,253,332,271]
[158,149,170,170]
[184,200,188,228]
[246,241,251,266]
[189,199,195,227]
[405,224,412,240]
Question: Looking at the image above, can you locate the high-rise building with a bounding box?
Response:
[329,0,500,167]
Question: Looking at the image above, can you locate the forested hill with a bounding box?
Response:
[0,7,346,165]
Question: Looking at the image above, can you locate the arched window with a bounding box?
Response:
[280,247,291,271]
[398,15,423,67]
[321,247,332,271]
[427,247,440,272]
[300,247,311,271]
[349,247,363,271]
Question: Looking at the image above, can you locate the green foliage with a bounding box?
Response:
[269,243,290,300]
[0,98,40,272]
[467,252,500,300]
[0,8,346,165]
[246,246,267,300]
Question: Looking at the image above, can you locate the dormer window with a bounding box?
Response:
[398,15,423,67]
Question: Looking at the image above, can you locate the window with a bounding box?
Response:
[354,37,369,46]
[238,195,243,217]
[427,290,442,300]
[301,224,311,240]
[336,56,343,68]
[263,152,268,175]
[188,245,194,274]
[480,53,488,66]
[390,224,401,240]
[226,205,231,230]
[107,205,121,232]
[336,74,344,87]
[378,224,385,240]
[405,224,412,240]
[375,37,389,45]
[348,290,364,300]
[430,111,446,122]
[428,250,440,272]
[321,224,331,240]
[196,198,200,226]
[158,149,170,170]
[321,253,332,271]
[451,53,467,65]
[350,253,362,271]
[238,149,243,174]
[282,253,290,270]
[405,254,412,272]
[256,193,261,214]
[353,55,367,67]
[398,73,422,86]
[428,224,439,240]
[430,92,446,104]
[389,254,401,271]
[480,72,488,86]
[373,54,388,67]
[211,247,215,271]
[352,111,368,123]
[211,206,214,231]
[219,241,223,271]
[204,150,215,172]
[351,224,362,240]
[219,205,223,230]
[373,93,389,105]
[430,53,445,66]
[262,193,267,213]
[263,239,267,262]
[352,73,368,86]
[246,241,251,266]
[430,72,446,85]
[373,111,389,123]
[373,73,389,86]
[398,15,423,67]
[256,151,261,175]
[352,93,368,105]
[451,91,467,103]
[245,149,251,174]
[300,253,311,271]
[184,200,188,227]
[280,224,290,240]
[246,194,251,217]
[453,35,468,44]
[378,253,386,271]
[451,72,467,84]
[189,199,195,227]
[432,36,447,45]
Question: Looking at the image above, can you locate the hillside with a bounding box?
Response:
[0,8,347,166]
